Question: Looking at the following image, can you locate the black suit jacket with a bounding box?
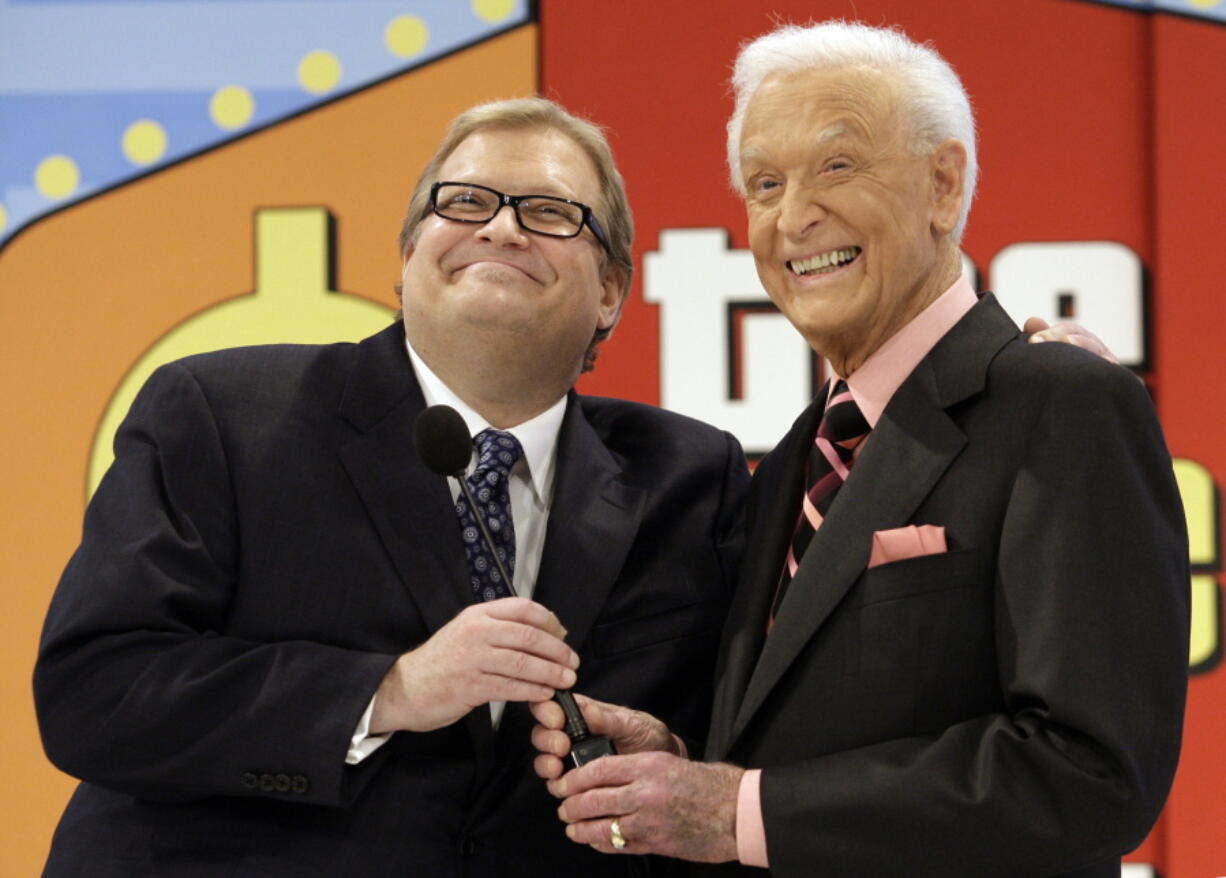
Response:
[35,322,749,877]
[702,295,1188,877]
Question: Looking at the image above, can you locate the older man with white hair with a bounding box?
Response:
[534,21,1188,877]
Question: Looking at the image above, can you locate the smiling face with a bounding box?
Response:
[739,65,965,375]
[400,125,622,382]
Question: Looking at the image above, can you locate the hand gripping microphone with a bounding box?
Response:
[414,404,616,768]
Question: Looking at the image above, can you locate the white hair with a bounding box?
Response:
[727,21,978,240]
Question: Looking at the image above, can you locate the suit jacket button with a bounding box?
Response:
[259,773,276,792]
[274,773,291,792]
[291,774,310,794]
[241,772,258,790]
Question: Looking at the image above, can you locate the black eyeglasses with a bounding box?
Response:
[429,181,611,252]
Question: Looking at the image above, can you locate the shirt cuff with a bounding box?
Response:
[736,768,768,868]
[346,697,392,765]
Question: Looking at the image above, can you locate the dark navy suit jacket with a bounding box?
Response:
[36,321,749,877]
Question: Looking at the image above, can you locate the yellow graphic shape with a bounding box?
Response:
[1174,458,1221,670]
[473,0,516,23]
[123,120,168,166]
[0,202,7,232]
[1190,574,1219,669]
[87,207,395,495]
[210,85,255,130]
[386,15,429,57]
[1189,0,1222,9]
[299,50,342,94]
[35,155,80,199]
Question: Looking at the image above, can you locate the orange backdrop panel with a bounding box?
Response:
[0,25,537,876]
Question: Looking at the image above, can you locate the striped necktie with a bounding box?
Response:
[769,381,871,629]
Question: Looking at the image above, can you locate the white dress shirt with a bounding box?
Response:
[346,336,567,763]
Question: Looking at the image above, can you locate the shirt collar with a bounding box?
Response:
[838,275,978,428]
[405,336,566,507]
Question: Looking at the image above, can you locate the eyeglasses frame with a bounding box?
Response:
[428,180,611,253]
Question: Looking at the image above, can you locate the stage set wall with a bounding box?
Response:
[1,1,1222,875]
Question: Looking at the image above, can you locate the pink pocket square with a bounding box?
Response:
[868,525,947,568]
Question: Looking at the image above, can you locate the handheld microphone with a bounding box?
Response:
[414,404,616,768]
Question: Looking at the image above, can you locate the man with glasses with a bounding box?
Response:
[35,97,748,877]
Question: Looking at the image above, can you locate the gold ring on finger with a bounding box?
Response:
[610,819,627,850]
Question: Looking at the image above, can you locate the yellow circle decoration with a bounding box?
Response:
[210,85,256,130]
[298,50,342,94]
[385,15,429,58]
[472,0,515,23]
[122,119,169,166]
[35,155,80,199]
[0,202,7,233]
[1188,0,1222,8]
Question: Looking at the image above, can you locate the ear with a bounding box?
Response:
[596,263,628,334]
[929,139,967,236]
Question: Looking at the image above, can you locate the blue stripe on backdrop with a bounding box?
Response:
[0,0,532,242]
[1071,0,1226,23]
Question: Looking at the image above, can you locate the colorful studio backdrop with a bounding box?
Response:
[2,0,1224,874]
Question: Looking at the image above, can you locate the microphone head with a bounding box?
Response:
[414,405,472,477]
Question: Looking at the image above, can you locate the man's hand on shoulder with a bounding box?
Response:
[1024,316,1120,364]
[370,597,577,733]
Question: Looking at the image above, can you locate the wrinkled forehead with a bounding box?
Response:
[739,119,855,167]
[741,65,908,155]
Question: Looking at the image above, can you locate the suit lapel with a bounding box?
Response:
[707,390,825,759]
[335,323,495,758]
[726,295,1019,750]
[531,394,646,654]
[494,394,645,760]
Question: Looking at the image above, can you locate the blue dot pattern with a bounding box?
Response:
[455,429,523,602]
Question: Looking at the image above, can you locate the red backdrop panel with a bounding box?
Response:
[543,3,1224,875]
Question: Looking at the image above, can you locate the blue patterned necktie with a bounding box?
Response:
[455,429,523,601]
